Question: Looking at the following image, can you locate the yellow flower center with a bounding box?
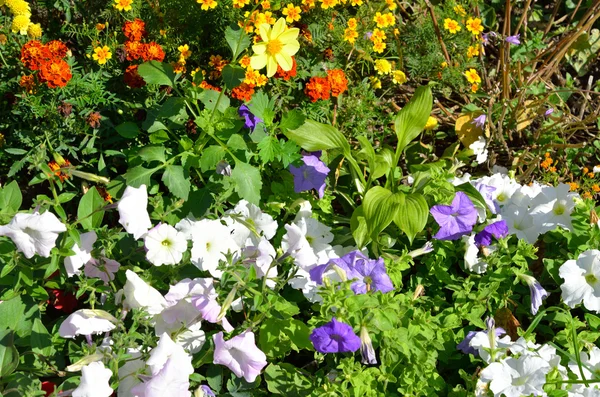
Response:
[266,39,283,55]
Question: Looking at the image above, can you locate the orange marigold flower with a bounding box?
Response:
[141,42,165,62]
[123,18,147,41]
[275,56,297,80]
[326,69,348,97]
[19,75,36,93]
[124,40,144,61]
[569,182,579,191]
[96,186,113,203]
[582,191,593,200]
[305,76,331,102]
[87,112,102,129]
[20,40,51,70]
[231,82,256,102]
[48,159,71,182]
[46,40,69,58]
[209,54,228,71]
[124,65,146,88]
[39,59,72,88]
[592,184,600,193]
[199,81,222,92]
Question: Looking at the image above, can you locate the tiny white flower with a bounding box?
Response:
[123,270,168,315]
[0,211,66,258]
[65,231,97,277]
[58,309,117,338]
[117,184,152,240]
[145,223,188,266]
[560,249,600,312]
[190,219,238,278]
[72,361,113,397]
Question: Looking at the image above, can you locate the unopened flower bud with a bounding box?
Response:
[413,284,425,300]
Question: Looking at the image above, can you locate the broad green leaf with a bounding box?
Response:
[200,146,226,172]
[115,122,140,139]
[138,145,166,163]
[356,136,376,175]
[285,119,350,155]
[137,61,176,86]
[372,148,394,179]
[394,192,429,244]
[222,64,246,89]
[350,205,370,248]
[162,165,190,201]
[199,90,230,114]
[77,186,106,230]
[225,25,251,60]
[125,165,161,187]
[0,181,22,213]
[0,330,19,378]
[264,363,313,396]
[31,318,54,357]
[363,186,401,241]
[394,85,433,153]
[231,162,262,205]
[279,109,305,132]
[248,92,275,125]
[0,295,39,339]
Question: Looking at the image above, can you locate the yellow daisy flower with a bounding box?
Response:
[282,3,301,23]
[466,17,483,35]
[464,68,481,84]
[374,59,392,75]
[250,18,300,77]
[113,0,133,11]
[178,44,192,59]
[372,41,386,53]
[344,28,358,43]
[424,116,438,129]
[197,0,217,10]
[392,70,407,84]
[92,46,112,65]
[443,18,461,34]
[467,45,479,58]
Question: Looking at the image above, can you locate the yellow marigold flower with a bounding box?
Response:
[372,41,386,53]
[320,0,337,9]
[302,0,315,8]
[92,46,112,65]
[250,18,300,77]
[464,68,481,84]
[392,70,407,84]
[113,0,133,11]
[178,44,192,58]
[343,27,358,43]
[239,55,252,69]
[173,61,186,74]
[160,29,167,36]
[569,182,579,191]
[424,116,438,130]
[454,5,466,16]
[350,0,362,6]
[0,34,7,45]
[8,0,30,16]
[282,3,301,23]
[373,12,386,28]
[347,17,358,29]
[385,0,396,10]
[467,45,479,58]
[233,0,250,7]
[369,76,382,89]
[374,59,392,75]
[254,73,268,87]
[27,22,42,39]
[261,0,270,9]
[470,83,478,93]
[466,17,483,35]
[582,191,593,199]
[11,15,30,35]
[96,23,106,31]
[592,184,600,193]
[384,12,395,27]
[197,0,217,10]
[441,61,448,68]
[443,18,461,34]
[371,28,386,42]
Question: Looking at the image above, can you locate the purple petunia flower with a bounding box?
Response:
[457,327,507,356]
[482,31,497,46]
[289,154,330,199]
[519,274,549,315]
[238,105,262,130]
[472,114,487,128]
[474,220,509,247]
[310,251,393,294]
[475,182,498,214]
[198,385,216,397]
[505,34,521,45]
[545,108,554,117]
[430,192,478,240]
[310,318,361,353]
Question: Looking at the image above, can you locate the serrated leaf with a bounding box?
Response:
[231,162,261,205]
[125,165,161,187]
[137,61,175,86]
[279,109,306,132]
[199,90,230,114]
[394,193,429,244]
[77,186,105,230]
[257,136,278,164]
[162,165,190,201]
[137,145,166,163]
[200,146,226,172]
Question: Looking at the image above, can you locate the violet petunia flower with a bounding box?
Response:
[505,34,521,45]
[213,330,267,383]
[289,154,330,199]
[472,114,487,128]
[545,108,554,117]
[238,105,262,131]
[474,220,509,247]
[310,318,361,353]
[198,385,216,397]
[430,192,478,240]
[519,274,549,315]
[475,182,498,214]
[457,326,507,356]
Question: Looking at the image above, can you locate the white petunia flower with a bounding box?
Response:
[225,199,278,246]
[469,326,512,363]
[123,270,168,315]
[65,231,97,277]
[530,183,578,233]
[84,257,120,284]
[500,204,540,244]
[0,211,66,258]
[117,348,144,396]
[58,309,117,338]
[462,234,489,274]
[190,219,238,278]
[72,361,113,397]
[480,355,550,397]
[241,237,278,288]
[559,250,600,312]
[568,347,600,396]
[117,184,152,240]
[281,216,333,269]
[469,136,488,164]
[144,223,188,266]
[480,174,520,207]
[213,330,267,383]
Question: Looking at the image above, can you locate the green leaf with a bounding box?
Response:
[350,205,370,248]
[77,186,106,230]
[257,136,278,164]
[4,148,27,155]
[372,148,394,179]
[248,92,275,125]
[115,122,140,139]
[285,119,350,155]
[231,162,262,205]
[264,363,313,396]
[125,165,161,187]
[363,187,401,241]
[225,25,251,60]
[31,318,54,357]
[199,90,230,114]
[279,109,306,132]
[222,64,246,89]
[394,85,433,153]
[200,146,226,172]
[0,181,22,213]
[356,136,376,176]
[138,145,167,163]
[162,165,190,201]
[394,192,429,244]
[0,295,39,339]
[0,330,19,378]
[227,134,248,152]
[454,182,488,211]
[137,61,176,86]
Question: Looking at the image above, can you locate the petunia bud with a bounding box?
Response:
[359,326,377,365]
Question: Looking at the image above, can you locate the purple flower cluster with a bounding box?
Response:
[430,192,478,240]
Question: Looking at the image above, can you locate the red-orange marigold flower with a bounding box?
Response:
[199,81,221,92]
[124,64,146,88]
[305,76,331,102]
[20,40,51,70]
[19,75,36,93]
[123,18,147,41]
[327,68,348,97]
[39,59,72,88]
[46,40,69,59]
[124,40,143,61]
[141,42,165,62]
[231,82,256,102]
[48,159,71,182]
[275,56,297,81]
